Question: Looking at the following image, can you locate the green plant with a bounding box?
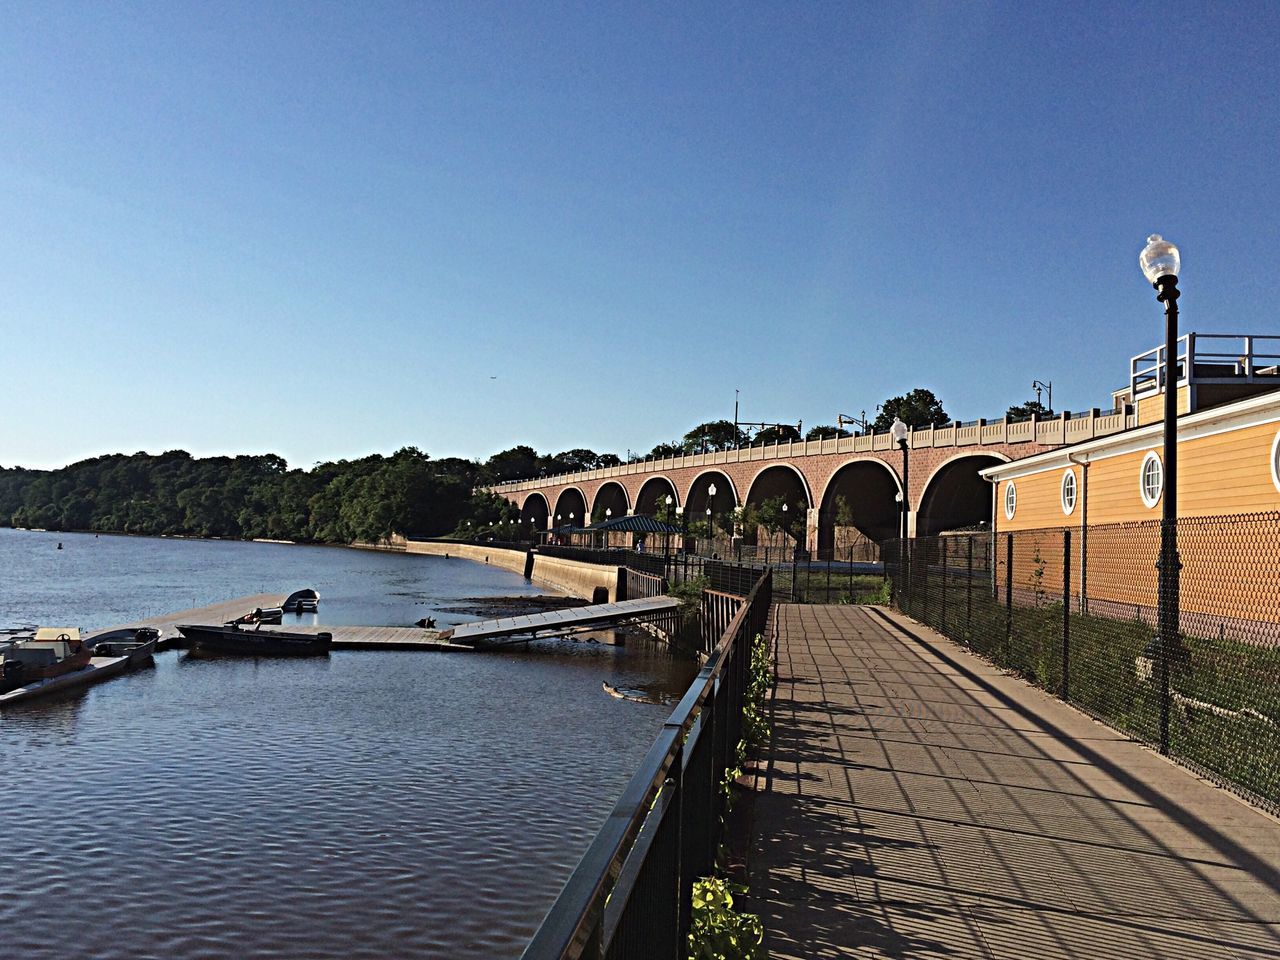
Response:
[687,876,765,960]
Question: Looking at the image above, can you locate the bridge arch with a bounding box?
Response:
[817,458,903,552]
[916,452,1008,536]
[743,464,812,547]
[684,470,738,515]
[552,487,588,528]
[635,475,680,518]
[591,481,630,523]
[520,492,550,534]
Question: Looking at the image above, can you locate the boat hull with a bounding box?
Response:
[177,624,331,657]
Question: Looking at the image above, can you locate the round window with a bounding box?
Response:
[1004,481,1017,520]
[1061,469,1077,516]
[1140,451,1163,508]
[1271,430,1280,494]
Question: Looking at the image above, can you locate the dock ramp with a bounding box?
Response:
[440,596,680,647]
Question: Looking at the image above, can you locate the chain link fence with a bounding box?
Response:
[888,512,1280,814]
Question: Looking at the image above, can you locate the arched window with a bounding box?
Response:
[1061,469,1077,516]
[1140,452,1163,508]
[1004,481,1017,520]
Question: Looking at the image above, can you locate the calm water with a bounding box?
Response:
[0,528,556,630]
[0,529,696,959]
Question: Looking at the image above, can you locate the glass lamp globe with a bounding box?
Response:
[1140,234,1180,284]
[890,418,909,445]
[708,483,717,496]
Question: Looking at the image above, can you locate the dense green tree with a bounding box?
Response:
[483,445,540,482]
[1005,399,1054,420]
[753,424,802,445]
[647,441,684,459]
[681,420,747,453]
[872,389,951,431]
[805,425,852,441]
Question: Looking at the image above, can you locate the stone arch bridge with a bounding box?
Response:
[488,412,1126,554]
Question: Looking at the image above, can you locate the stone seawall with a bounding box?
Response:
[402,541,623,602]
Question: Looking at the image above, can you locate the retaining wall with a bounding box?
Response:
[402,541,623,601]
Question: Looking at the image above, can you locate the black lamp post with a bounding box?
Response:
[707,483,717,557]
[890,418,909,541]
[663,497,671,561]
[891,417,910,600]
[1140,233,1183,756]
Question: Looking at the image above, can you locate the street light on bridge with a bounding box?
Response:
[707,484,717,556]
[1140,232,1185,756]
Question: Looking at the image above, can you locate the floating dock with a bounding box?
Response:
[440,596,681,647]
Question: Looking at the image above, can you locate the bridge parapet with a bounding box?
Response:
[490,409,1132,496]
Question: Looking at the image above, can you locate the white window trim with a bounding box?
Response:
[1061,469,1077,516]
[1271,430,1280,494]
[1004,481,1017,519]
[1139,451,1163,509]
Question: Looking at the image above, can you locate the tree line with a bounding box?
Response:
[0,445,615,543]
[1,385,1055,544]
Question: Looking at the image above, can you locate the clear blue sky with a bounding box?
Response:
[3,2,1278,471]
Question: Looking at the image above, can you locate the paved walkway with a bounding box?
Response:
[747,605,1280,959]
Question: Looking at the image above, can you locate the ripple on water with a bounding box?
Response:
[0,642,695,959]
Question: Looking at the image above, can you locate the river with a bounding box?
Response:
[0,528,696,959]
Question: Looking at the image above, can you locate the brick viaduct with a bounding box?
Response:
[488,413,1130,553]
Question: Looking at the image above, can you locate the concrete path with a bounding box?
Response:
[747,604,1280,959]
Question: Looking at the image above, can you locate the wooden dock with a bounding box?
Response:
[102,594,286,649]
[108,592,699,653]
[102,595,472,651]
[256,624,471,652]
[440,596,681,646]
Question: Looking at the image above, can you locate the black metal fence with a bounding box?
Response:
[889,513,1280,815]
[520,568,772,960]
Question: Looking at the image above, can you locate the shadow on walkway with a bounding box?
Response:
[746,604,1280,959]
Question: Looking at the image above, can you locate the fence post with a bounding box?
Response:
[1005,533,1014,661]
[966,536,973,640]
[922,539,930,625]
[940,538,948,634]
[1062,529,1071,700]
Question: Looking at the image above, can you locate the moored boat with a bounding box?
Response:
[1,628,92,694]
[177,623,331,657]
[282,589,320,613]
[84,626,161,665]
[230,607,284,625]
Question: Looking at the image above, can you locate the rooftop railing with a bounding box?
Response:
[1131,333,1280,399]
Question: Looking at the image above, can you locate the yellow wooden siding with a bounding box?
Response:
[1136,385,1191,426]
[1000,470,1076,531]
[1177,420,1278,515]
[1000,420,1280,531]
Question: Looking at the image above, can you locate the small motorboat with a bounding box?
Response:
[230,607,284,625]
[0,628,92,694]
[84,626,161,665]
[282,589,320,613]
[177,623,331,657]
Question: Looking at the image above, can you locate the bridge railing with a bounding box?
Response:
[488,409,1131,495]
[519,568,772,960]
